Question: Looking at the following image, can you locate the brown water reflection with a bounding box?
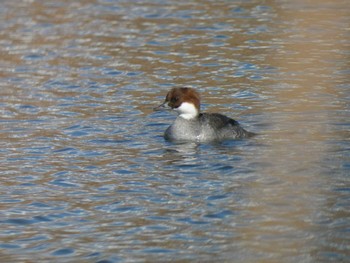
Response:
[242,1,349,261]
[0,0,349,262]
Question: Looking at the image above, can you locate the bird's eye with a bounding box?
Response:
[171,97,179,103]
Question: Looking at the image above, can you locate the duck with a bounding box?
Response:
[154,87,255,142]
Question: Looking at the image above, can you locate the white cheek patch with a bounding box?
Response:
[175,102,198,120]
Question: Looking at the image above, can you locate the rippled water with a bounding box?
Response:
[1,0,349,262]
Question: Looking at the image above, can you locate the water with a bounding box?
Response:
[0,0,349,262]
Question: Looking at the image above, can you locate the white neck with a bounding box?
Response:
[175,102,199,120]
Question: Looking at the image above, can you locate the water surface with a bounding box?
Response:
[0,0,349,262]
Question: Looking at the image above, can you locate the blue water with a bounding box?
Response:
[0,0,349,262]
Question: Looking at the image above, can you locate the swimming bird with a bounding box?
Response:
[154,87,255,142]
